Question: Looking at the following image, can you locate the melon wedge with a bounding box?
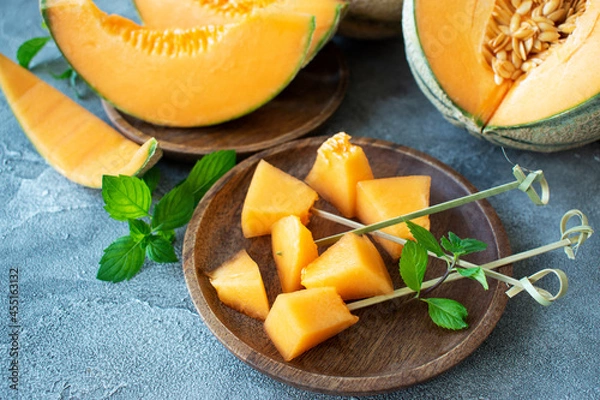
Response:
[301,232,394,300]
[133,0,347,64]
[271,215,319,293]
[356,176,431,259]
[0,53,161,189]
[264,287,358,361]
[207,250,270,320]
[41,0,315,127]
[305,132,374,218]
[241,160,318,238]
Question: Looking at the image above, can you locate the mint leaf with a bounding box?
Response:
[406,220,444,257]
[456,267,489,290]
[151,183,194,231]
[399,240,429,295]
[129,219,151,242]
[17,37,51,69]
[441,232,487,257]
[97,235,146,282]
[157,229,175,243]
[146,235,178,263]
[142,166,161,194]
[52,68,75,80]
[422,298,468,330]
[102,175,152,221]
[185,150,236,204]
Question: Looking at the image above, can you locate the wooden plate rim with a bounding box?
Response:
[182,136,512,395]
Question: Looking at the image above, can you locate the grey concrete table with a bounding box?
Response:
[1,1,599,399]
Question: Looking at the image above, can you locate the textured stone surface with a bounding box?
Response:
[1,1,599,399]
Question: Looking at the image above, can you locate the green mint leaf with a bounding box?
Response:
[52,68,75,80]
[422,298,468,330]
[102,175,152,221]
[157,229,176,243]
[17,37,51,69]
[151,183,195,231]
[399,240,429,295]
[97,235,146,282]
[129,219,151,242]
[406,220,444,257]
[441,232,487,257]
[456,267,489,290]
[455,238,487,256]
[146,235,179,263]
[142,166,161,194]
[185,150,236,204]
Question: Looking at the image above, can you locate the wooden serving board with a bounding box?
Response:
[103,43,349,161]
[182,136,512,395]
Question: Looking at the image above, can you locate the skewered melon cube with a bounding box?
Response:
[356,175,431,259]
[271,215,319,293]
[207,250,270,320]
[241,159,318,238]
[305,132,374,218]
[264,287,358,361]
[301,232,394,300]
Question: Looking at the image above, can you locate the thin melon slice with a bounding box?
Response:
[301,232,394,300]
[355,176,431,259]
[0,53,161,189]
[305,132,374,218]
[271,215,319,293]
[264,287,359,361]
[241,160,319,238]
[133,0,347,64]
[207,249,270,320]
[403,0,600,151]
[41,0,315,127]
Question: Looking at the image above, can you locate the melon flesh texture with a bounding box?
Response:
[271,215,319,293]
[264,287,359,361]
[356,176,431,259]
[42,0,315,127]
[241,159,319,238]
[301,232,394,301]
[305,132,374,218]
[207,250,270,320]
[0,53,161,188]
[408,0,600,150]
[133,0,347,64]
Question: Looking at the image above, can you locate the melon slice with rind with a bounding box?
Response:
[0,53,161,189]
[41,0,315,127]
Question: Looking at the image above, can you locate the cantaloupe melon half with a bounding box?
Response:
[403,0,600,151]
[133,0,347,64]
[0,53,161,189]
[41,0,315,127]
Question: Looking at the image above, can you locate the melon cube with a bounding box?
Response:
[241,159,318,238]
[207,250,270,320]
[264,287,359,361]
[356,176,431,259]
[271,215,319,293]
[301,232,394,300]
[305,132,374,218]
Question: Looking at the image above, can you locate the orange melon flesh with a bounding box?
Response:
[489,0,600,126]
[305,132,374,218]
[414,0,510,125]
[241,159,319,238]
[301,232,394,301]
[42,0,315,127]
[264,287,359,361]
[271,215,319,293]
[207,250,270,320]
[356,176,431,259]
[0,53,161,188]
[133,0,346,63]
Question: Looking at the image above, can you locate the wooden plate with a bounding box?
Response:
[182,136,512,395]
[102,43,348,161]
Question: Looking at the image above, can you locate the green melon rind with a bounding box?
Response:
[134,138,163,177]
[40,0,315,128]
[401,0,484,134]
[303,2,347,66]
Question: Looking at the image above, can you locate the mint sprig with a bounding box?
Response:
[400,221,489,330]
[97,150,236,282]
